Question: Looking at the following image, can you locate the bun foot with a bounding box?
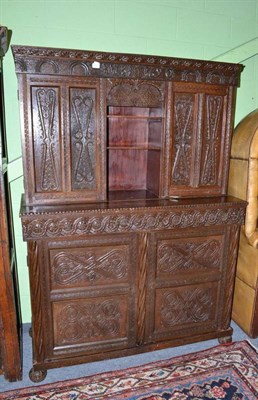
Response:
[29,367,47,382]
[218,335,232,344]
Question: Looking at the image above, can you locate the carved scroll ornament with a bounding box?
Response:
[12,45,244,87]
[22,206,246,240]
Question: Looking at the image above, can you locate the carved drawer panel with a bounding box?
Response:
[156,234,223,281]
[153,282,218,339]
[52,295,131,350]
[49,244,130,290]
[48,234,136,291]
[150,228,225,285]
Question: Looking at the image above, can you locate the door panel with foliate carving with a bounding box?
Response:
[21,76,106,204]
[165,82,234,197]
[42,233,138,360]
[146,226,229,343]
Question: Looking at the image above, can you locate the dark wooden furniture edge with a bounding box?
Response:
[11,45,244,86]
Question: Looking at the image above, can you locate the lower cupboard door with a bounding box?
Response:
[146,227,228,342]
[44,233,139,359]
[51,294,135,357]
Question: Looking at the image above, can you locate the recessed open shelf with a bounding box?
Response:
[108,189,159,201]
[107,106,164,199]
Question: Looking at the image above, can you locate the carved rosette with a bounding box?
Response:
[21,206,246,240]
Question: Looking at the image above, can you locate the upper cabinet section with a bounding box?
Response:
[12,45,243,205]
[166,82,233,197]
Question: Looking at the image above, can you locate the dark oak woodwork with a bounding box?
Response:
[0,26,22,382]
[13,44,246,382]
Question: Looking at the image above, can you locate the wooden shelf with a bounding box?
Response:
[108,189,159,201]
[107,115,163,121]
[107,145,161,151]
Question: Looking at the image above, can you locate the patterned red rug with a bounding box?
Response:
[0,341,257,399]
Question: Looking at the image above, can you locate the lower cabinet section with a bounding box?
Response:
[45,234,139,358]
[145,228,226,343]
[27,220,241,382]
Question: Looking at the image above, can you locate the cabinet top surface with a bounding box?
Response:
[20,195,246,217]
[11,45,243,86]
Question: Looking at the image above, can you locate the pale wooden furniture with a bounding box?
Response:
[228,108,258,338]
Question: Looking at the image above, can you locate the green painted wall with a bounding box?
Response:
[1,0,258,322]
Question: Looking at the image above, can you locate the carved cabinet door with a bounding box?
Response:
[20,75,106,205]
[165,82,235,197]
[145,226,235,344]
[29,233,139,366]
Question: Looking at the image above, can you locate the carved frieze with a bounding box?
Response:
[21,205,246,240]
[12,45,243,87]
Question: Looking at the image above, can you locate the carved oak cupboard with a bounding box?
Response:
[12,45,246,382]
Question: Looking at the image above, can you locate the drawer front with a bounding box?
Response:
[43,233,138,358]
[49,243,130,290]
[156,234,223,283]
[146,227,227,342]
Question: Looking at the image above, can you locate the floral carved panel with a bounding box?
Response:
[53,297,127,346]
[157,236,222,276]
[155,284,217,331]
[70,88,97,190]
[32,87,61,192]
[50,245,129,289]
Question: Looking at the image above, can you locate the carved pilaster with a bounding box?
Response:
[28,241,45,362]
[221,225,241,329]
[137,233,148,345]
